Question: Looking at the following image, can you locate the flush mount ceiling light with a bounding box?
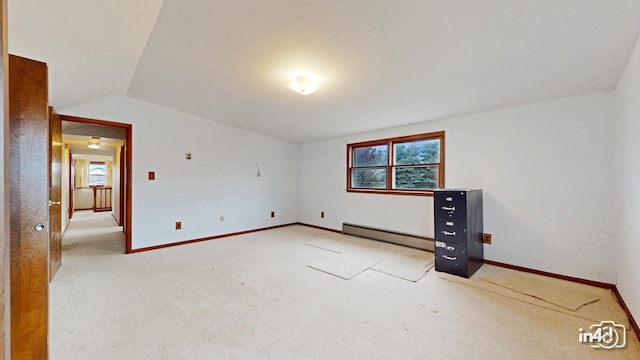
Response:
[285,74,319,95]
[88,136,100,149]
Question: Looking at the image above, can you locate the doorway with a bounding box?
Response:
[59,115,133,253]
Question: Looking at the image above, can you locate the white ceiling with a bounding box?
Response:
[8,0,163,109]
[10,1,640,143]
[62,134,122,157]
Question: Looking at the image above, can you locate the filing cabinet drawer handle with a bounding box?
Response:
[446,221,454,226]
[442,231,456,236]
[445,197,453,201]
[443,255,457,261]
[441,206,455,211]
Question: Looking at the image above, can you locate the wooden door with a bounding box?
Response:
[49,107,62,280]
[9,54,49,359]
[0,0,8,355]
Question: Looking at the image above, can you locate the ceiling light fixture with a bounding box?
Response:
[286,74,319,95]
[88,136,100,149]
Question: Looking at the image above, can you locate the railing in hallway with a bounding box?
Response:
[93,186,112,212]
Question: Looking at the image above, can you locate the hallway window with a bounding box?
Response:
[88,162,106,186]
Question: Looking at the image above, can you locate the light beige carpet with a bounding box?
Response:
[438,267,632,331]
[371,247,435,282]
[51,220,640,360]
[476,266,600,311]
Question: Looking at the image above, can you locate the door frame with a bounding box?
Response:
[49,107,62,280]
[1,0,9,355]
[69,152,73,219]
[119,144,125,226]
[59,114,133,253]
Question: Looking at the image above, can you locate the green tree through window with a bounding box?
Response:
[394,139,440,189]
[347,132,444,195]
[352,145,387,188]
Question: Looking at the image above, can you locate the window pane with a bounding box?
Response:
[88,175,106,186]
[393,166,438,189]
[352,168,386,189]
[353,145,388,167]
[394,139,439,165]
[89,163,106,175]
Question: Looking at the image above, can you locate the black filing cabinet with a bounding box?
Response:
[433,189,483,278]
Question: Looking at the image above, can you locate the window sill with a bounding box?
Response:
[346,189,435,197]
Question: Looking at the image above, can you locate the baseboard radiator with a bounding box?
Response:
[342,223,434,252]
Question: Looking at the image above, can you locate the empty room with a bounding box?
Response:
[2,1,640,359]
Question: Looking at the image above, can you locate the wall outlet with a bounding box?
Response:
[270,211,275,218]
[148,171,155,180]
[219,215,224,222]
[175,221,182,230]
[483,233,492,244]
[186,152,192,160]
[321,211,325,218]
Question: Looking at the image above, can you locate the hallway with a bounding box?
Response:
[60,210,125,260]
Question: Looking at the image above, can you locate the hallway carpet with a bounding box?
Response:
[51,213,640,359]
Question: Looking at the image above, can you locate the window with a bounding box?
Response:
[88,162,106,187]
[347,131,444,196]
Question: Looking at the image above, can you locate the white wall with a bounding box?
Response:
[60,90,623,285]
[299,91,616,283]
[73,188,94,209]
[614,36,640,321]
[63,97,298,250]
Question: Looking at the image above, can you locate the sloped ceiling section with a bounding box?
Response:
[126,0,640,143]
[9,1,640,143]
[8,0,164,109]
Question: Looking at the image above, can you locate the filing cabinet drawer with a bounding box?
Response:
[434,191,467,219]
[434,241,468,276]
[434,219,467,244]
[434,240,466,258]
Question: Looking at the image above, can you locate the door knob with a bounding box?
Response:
[34,224,46,232]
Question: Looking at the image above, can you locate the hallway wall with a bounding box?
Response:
[62,97,299,250]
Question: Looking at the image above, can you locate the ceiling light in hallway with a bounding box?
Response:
[88,137,101,149]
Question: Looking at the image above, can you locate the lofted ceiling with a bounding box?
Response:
[9,1,640,143]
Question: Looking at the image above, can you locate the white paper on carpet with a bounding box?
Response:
[308,254,386,280]
[371,248,435,282]
[307,236,404,280]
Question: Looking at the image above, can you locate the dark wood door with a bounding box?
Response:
[49,107,62,280]
[9,54,49,359]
